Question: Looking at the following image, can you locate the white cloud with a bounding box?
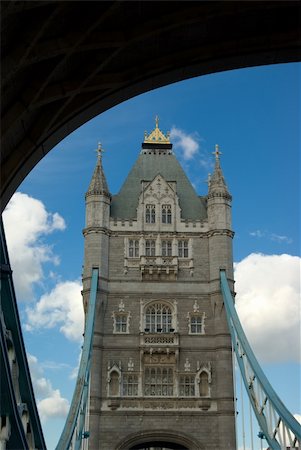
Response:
[2,192,66,301]
[26,280,84,343]
[27,354,69,422]
[249,229,265,238]
[249,229,293,244]
[170,126,199,160]
[235,253,301,363]
[271,233,293,244]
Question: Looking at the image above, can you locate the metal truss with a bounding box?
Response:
[56,268,99,450]
[220,270,301,450]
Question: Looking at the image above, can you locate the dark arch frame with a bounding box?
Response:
[1,1,301,211]
[115,429,202,450]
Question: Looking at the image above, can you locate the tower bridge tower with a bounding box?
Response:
[82,120,236,450]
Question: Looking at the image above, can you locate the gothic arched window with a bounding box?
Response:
[146,204,156,223]
[109,371,120,396]
[162,204,172,224]
[145,303,172,333]
[199,371,209,397]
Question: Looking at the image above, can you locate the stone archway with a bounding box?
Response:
[115,430,202,450]
[129,443,188,450]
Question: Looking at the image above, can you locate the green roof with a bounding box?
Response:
[111,151,207,220]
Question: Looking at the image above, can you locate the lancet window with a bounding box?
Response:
[162,240,172,257]
[108,371,120,396]
[199,371,210,397]
[161,204,172,224]
[145,204,156,223]
[145,239,155,256]
[178,240,189,258]
[129,239,139,258]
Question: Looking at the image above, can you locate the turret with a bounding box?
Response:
[207,145,234,280]
[82,143,111,311]
[207,144,232,230]
[85,143,111,229]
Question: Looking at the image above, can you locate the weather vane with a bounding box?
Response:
[213,144,222,160]
[96,142,105,160]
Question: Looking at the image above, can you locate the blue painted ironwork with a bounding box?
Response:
[0,218,46,450]
[220,270,301,450]
[55,267,99,450]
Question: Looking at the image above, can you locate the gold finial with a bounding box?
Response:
[96,142,105,161]
[213,144,222,160]
[143,116,170,144]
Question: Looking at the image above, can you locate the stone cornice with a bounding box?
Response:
[82,226,111,236]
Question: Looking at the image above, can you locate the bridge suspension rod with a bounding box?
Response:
[220,270,301,450]
[56,268,99,450]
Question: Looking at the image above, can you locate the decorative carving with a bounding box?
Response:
[193,301,200,313]
[128,358,134,371]
[184,358,191,372]
[143,353,176,365]
[118,300,125,312]
[144,335,175,345]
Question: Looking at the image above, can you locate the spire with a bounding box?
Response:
[143,115,171,144]
[208,144,231,199]
[86,142,110,198]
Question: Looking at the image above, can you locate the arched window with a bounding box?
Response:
[162,204,172,224]
[145,303,172,333]
[109,371,120,396]
[199,371,209,397]
[146,204,156,223]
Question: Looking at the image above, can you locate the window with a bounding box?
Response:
[122,374,138,396]
[179,375,195,397]
[109,371,120,396]
[115,314,128,333]
[145,303,172,333]
[146,204,156,223]
[145,239,155,256]
[190,315,203,334]
[162,204,172,224]
[144,367,173,396]
[199,371,209,397]
[129,239,139,257]
[162,240,172,257]
[178,240,189,258]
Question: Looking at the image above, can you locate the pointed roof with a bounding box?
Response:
[208,145,231,199]
[111,152,207,220]
[86,143,110,198]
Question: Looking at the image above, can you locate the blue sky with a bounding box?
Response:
[3,62,300,450]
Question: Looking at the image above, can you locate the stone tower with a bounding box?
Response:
[82,120,236,450]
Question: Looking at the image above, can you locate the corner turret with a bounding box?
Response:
[85,143,111,229]
[207,145,233,281]
[207,145,232,230]
[82,143,111,311]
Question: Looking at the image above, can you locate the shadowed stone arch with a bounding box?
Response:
[1,1,300,211]
[115,429,202,450]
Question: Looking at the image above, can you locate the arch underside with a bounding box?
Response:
[1,1,300,210]
[116,429,201,450]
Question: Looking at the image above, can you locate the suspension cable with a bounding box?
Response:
[240,372,246,450]
[249,396,254,450]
